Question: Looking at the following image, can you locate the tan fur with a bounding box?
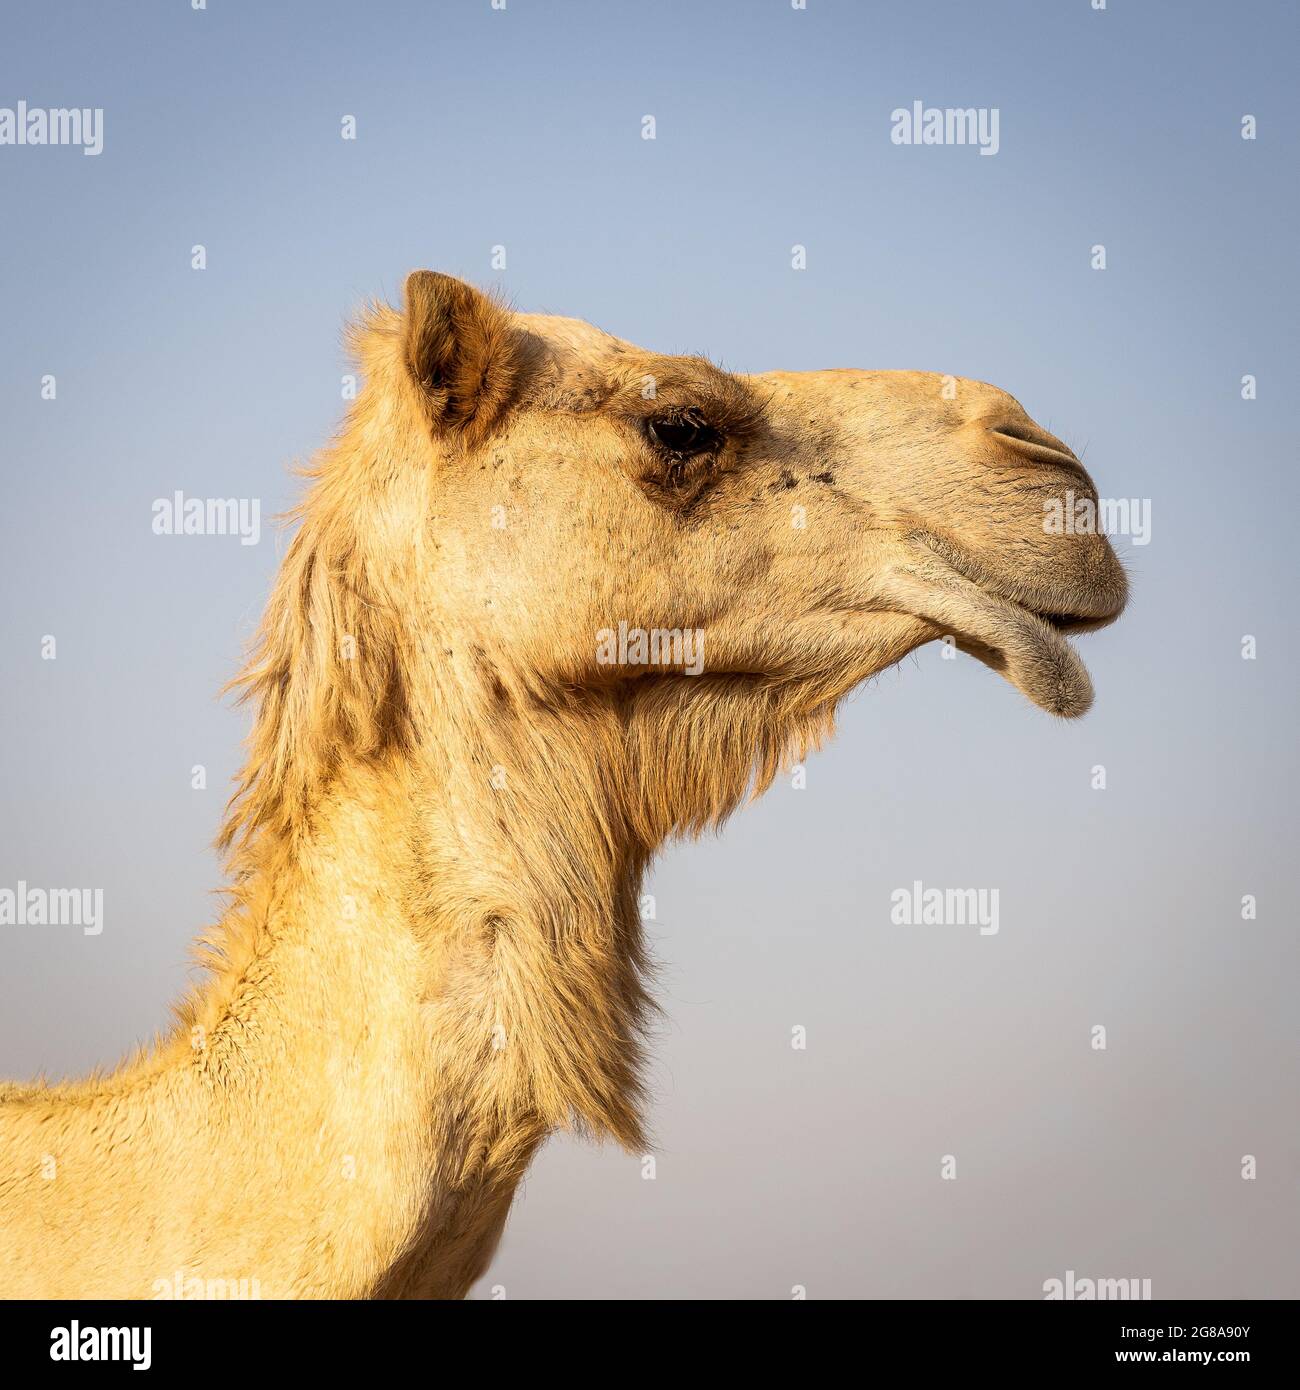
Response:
[0,274,1125,1298]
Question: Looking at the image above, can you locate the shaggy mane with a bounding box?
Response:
[218,304,416,872]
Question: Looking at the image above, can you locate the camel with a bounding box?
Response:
[0,272,1126,1299]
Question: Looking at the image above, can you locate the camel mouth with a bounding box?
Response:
[876,536,1127,718]
[1039,611,1089,630]
[912,529,1129,628]
[1032,608,1117,639]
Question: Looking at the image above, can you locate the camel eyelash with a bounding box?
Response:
[644,411,723,460]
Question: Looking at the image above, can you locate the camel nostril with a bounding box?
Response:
[991,420,1044,445]
[988,421,1085,473]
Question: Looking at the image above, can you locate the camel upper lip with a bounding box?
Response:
[1011,590,1125,634]
[912,530,1128,630]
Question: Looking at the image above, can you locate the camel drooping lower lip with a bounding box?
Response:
[876,548,1102,717]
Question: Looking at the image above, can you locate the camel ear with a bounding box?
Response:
[402,270,524,446]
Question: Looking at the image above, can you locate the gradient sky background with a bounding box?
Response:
[2,0,1297,1298]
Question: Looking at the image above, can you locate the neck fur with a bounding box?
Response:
[183,698,655,1297]
[3,693,656,1298]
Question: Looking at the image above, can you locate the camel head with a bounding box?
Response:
[229,272,1127,851]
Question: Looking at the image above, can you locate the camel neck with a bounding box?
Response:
[3,728,655,1298]
[213,728,654,1292]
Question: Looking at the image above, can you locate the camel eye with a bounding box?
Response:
[647,416,718,456]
